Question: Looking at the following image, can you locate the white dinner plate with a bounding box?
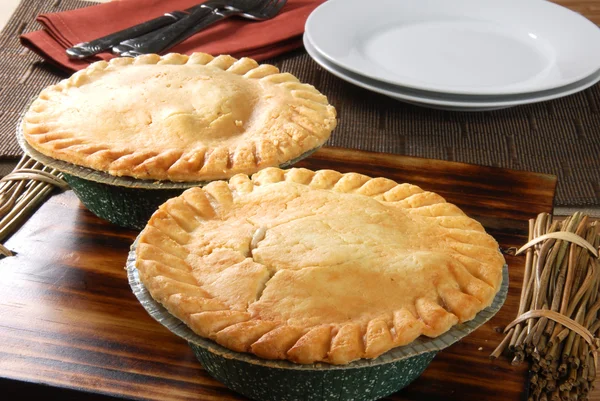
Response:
[305,0,600,96]
[304,34,600,111]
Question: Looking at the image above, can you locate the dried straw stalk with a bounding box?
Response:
[0,155,68,256]
[491,212,599,401]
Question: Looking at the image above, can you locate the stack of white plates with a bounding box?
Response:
[304,0,600,111]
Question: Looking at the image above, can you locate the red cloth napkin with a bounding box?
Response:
[20,0,324,73]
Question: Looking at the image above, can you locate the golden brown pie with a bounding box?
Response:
[135,168,504,365]
[22,53,336,181]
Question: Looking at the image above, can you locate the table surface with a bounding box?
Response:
[2,0,599,30]
[0,147,566,401]
[1,0,599,215]
[0,0,598,400]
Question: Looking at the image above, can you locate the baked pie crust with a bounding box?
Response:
[135,168,504,365]
[22,53,337,181]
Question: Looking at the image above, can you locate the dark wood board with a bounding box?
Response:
[0,147,567,401]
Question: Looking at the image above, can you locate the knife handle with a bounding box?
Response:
[66,12,189,60]
[112,7,219,56]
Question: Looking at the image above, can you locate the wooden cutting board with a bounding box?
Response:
[0,147,565,401]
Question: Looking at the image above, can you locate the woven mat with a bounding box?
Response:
[1,0,599,208]
[0,0,89,156]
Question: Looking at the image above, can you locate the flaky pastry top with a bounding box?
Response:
[23,53,336,181]
[136,168,504,364]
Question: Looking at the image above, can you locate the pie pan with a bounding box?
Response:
[126,238,508,401]
[16,116,319,230]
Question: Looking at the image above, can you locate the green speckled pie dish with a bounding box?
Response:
[126,239,508,401]
[16,117,319,231]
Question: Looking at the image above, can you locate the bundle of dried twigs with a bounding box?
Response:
[491,212,600,401]
[0,155,68,256]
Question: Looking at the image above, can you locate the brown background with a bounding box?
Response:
[0,0,599,209]
[0,0,599,400]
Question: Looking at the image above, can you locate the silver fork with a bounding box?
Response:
[113,0,288,57]
[66,0,228,59]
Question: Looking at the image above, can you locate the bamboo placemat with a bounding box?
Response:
[1,0,599,209]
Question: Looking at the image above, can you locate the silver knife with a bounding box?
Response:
[65,0,226,60]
